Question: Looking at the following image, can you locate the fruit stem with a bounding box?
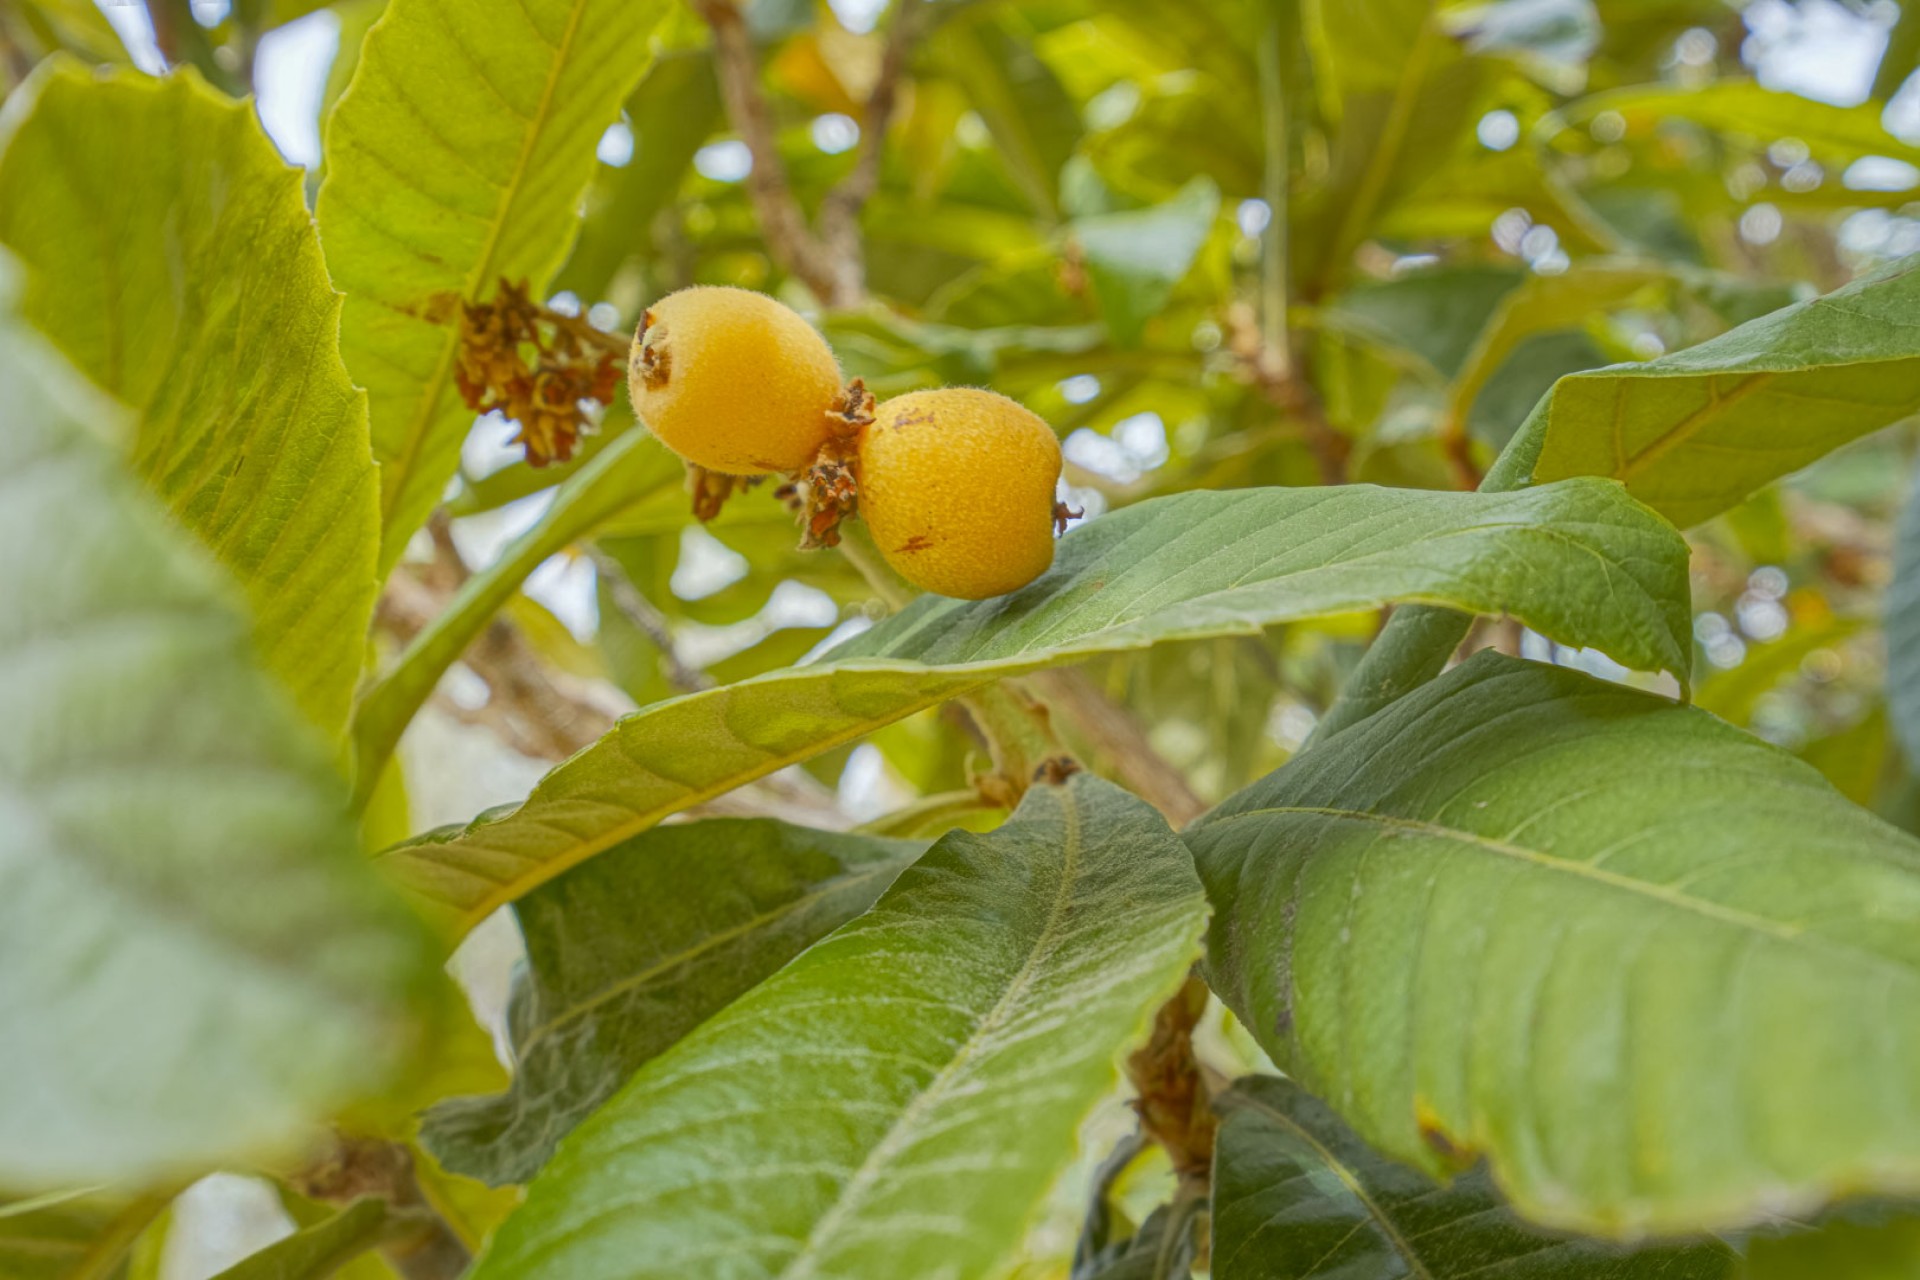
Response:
[833,521,914,612]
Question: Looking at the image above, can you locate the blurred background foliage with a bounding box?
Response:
[9,0,1920,1272]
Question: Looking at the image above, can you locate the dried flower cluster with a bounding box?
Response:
[455,278,625,467]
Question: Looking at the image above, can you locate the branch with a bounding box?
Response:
[1029,669,1206,825]
[696,0,923,306]
[289,1136,468,1280]
[584,545,715,693]
[696,0,849,302]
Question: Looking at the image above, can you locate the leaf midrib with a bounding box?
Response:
[775,797,1084,1279]
[377,0,592,531]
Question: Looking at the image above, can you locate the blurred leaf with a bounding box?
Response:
[381,479,1688,931]
[1073,177,1220,346]
[1554,80,1920,170]
[1301,0,1487,291]
[0,307,434,1188]
[469,775,1208,1280]
[1531,254,1920,528]
[933,11,1083,220]
[0,64,378,739]
[421,820,922,1185]
[1445,260,1666,430]
[1890,468,1920,769]
[1210,1075,1735,1278]
[1323,265,1525,379]
[316,0,673,570]
[209,1200,407,1280]
[554,50,721,300]
[351,428,682,793]
[0,1191,171,1280]
[1193,652,1920,1236]
[1745,1208,1920,1279]
[1467,329,1610,448]
[1695,614,1864,725]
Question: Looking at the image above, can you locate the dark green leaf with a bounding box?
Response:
[420,821,922,1186]
[1211,1076,1735,1278]
[469,774,1209,1280]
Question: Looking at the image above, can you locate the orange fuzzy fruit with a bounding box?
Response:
[858,388,1062,599]
[628,286,843,476]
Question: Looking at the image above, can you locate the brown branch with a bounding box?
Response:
[290,1136,468,1280]
[1226,301,1349,486]
[1029,669,1206,826]
[584,545,715,693]
[695,0,922,306]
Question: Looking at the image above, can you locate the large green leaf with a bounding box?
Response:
[1192,651,1920,1237]
[315,0,672,568]
[1211,1076,1735,1279]
[380,478,1690,932]
[0,64,378,738]
[1531,254,1920,528]
[0,311,434,1188]
[468,773,1208,1280]
[420,820,923,1186]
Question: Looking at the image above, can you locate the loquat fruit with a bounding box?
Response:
[628,286,843,476]
[858,388,1064,599]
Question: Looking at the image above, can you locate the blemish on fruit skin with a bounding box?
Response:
[897,535,934,554]
[891,411,935,431]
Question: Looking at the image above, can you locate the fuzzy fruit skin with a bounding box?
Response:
[859,388,1062,599]
[628,286,842,475]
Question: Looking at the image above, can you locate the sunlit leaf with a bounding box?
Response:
[316,0,673,568]
[1531,253,1920,527]
[468,774,1208,1280]
[1193,651,1920,1236]
[380,479,1690,933]
[0,64,378,738]
[421,821,922,1186]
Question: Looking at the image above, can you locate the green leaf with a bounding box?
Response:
[350,427,684,795]
[468,774,1209,1280]
[1744,1208,1920,1280]
[1210,1076,1736,1279]
[1073,178,1220,346]
[933,10,1083,220]
[1552,81,1920,171]
[0,309,434,1188]
[420,820,923,1186]
[380,478,1690,932]
[315,0,673,569]
[1192,651,1920,1237]
[1531,254,1920,528]
[0,1190,171,1280]
[0,64,379,739]
[210,1200,407,1280]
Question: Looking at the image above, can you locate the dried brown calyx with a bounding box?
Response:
[455,277,625,467]
[631,307,670,390]
[773,377,874,549]
[688,466,763,523]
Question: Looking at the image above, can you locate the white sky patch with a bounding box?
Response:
[672,526,750,599]
[95,0,164,73]
[252,9,340,168]
[1743,0,1889,106]
[525,551,600,641]
[695,139,753,182]
[828,0,888,34]
[598,119,635,167]
[811,113,860,154]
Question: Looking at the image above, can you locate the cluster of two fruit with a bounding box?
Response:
[629,286,1065,600]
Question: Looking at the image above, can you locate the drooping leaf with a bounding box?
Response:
[0,310,434,1188]
[380,478,1690,932]
[1531,254,1920,528]
[1192,651,1920,1237]
[1073,178,1221,346]
[350,427,684,794]
[0,64,378,738]
[421,820,923,1186]
[468,774,1209,1280]
[209,1200,407,1280]
[315,0,673,568]
[1210,1076,1736,1278]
